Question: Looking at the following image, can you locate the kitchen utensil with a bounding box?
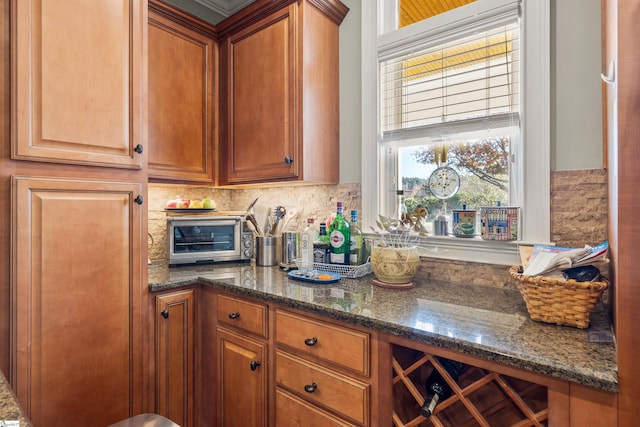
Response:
[270,206,286,235]
[246,214,262,237]
[253,205,270,237]
[246,197,259,214]
[264,206,273,236]
[279,208,298,233]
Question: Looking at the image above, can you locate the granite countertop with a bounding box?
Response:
[149,261,618,393]
[0,370,32,426]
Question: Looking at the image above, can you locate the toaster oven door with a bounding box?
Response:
[169,217,241,264]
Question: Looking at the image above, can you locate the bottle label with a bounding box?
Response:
[349,252,359,264]
[330,252,346,264]
[313,246,328,263]
[299,232,314,270]
[330,230,346,248]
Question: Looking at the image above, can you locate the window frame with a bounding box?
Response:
[361,0,550,266]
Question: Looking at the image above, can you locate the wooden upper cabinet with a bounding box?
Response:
[11,176,144,426]
[148,2,215,183]
[218,0,348,186]
[11,0,145,168]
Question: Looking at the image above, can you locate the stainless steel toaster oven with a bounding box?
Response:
[167,216,253,266]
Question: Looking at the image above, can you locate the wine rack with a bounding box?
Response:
[392,345,548,427]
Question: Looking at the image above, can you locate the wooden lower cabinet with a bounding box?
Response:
[11,176,145,426]
[194,290,617,427]
[275,350,369,425]
[216,327,268,427]
[274,309,375,426]
[275,388,357,427]
[387,336,618,427]
[156,289,196,427]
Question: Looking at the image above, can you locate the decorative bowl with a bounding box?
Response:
[370,245,419,284]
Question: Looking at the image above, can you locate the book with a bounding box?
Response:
[522,241,609,277]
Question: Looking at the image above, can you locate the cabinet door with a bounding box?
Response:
[156,289,195,427]
[148,5,215,182]
[216,327,267,427]
[221,5,299,184]
[11,176,144,427]
[11,0,145,168]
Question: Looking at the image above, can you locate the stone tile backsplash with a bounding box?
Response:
[148,182,361,262]
[149,169,608,289]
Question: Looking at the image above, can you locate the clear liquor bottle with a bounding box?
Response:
[329,202,350,265]
[349,210,364,265]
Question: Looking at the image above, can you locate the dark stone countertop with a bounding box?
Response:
[149,261,618,393]
[0,370,32,426]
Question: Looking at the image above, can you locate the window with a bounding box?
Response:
[361,0,550,265]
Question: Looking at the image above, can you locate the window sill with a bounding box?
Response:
[365,233,522,266]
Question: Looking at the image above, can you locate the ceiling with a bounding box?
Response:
[164,0,256,25]
[168,0,476,27]
[192,0,256,17]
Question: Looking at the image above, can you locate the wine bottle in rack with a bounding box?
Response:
[420,358,466,418]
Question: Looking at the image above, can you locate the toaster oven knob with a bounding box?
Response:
[244,249,252,258]
[243,240,251,248]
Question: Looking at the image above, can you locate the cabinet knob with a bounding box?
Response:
[228,312,240,319]
[134,144,143,154]
[161,310,169,319]
[250,360,261,371]
[304,337,318,346]
[135,195,143,205]
[284,155,293,164]
[304,382,317,393]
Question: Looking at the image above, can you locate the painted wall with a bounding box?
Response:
[338,0,362,183]
[551,0,603,171]
[337,0,604,183]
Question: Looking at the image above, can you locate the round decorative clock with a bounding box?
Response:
[427,166,460,200]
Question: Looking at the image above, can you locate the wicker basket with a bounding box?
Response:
[509,265,609,329]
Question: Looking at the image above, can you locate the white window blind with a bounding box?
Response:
[379,2,520,144]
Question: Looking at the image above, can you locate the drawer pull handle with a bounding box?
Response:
[160,310,169,319]
[304,337,318,346]
[250,360,261,371]
[304,382,317,393]
[228,312,240,319]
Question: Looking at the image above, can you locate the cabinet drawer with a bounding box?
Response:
[217,294,268,338]
[275,388,357,427]
[276,350,369,426]
[276,310,369,375]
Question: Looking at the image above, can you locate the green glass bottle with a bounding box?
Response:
[329,202,350,265]
[349,210,364,265]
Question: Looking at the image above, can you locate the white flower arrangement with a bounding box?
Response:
[370,209,429,248]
